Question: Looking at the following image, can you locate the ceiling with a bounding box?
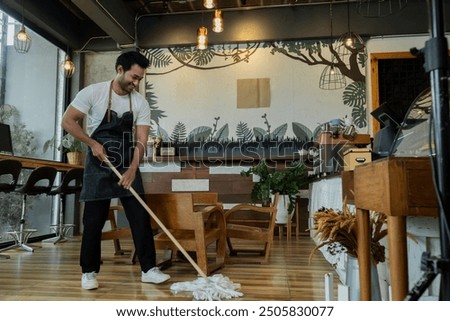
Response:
[0,0,445,51]
[118,0,341,15]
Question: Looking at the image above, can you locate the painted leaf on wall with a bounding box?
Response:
[145,48,172,69]
[312,125,322,142]
[270,123,287,140]
[292,122,313,141]
[170,47,194,61]
[187,126,213,142]
[193,49,215,66]
[343,81,367,129]
[352,105,368,128]
[170,121,187,142]
[236,121,254,142]
[145,83,158,107]
[343,81,366,108]
[145,83,166,126]
[212,124,229,141]
[253,127,267,140]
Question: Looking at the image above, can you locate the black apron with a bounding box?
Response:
[80,81,144,201]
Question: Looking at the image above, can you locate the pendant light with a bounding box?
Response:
[337,0,366,62]
[62,53,76,78]
[319,1,346,90]
[196,27,208,50]
[203,0,215,9]
[356,0,408,18]
[14,1,32,54]
[212,9,224,33]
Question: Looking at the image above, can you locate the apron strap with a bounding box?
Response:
[107,80,132,122]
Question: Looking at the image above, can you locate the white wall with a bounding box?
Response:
[147,46,358,140]
[83,45,361,142]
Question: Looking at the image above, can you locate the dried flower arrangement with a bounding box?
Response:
[309,203,388,265]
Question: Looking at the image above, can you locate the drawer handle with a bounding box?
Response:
[355,157,366,163]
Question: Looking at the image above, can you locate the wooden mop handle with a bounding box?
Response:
[103,158,207,278]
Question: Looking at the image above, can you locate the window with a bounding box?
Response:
[0,10,69,240]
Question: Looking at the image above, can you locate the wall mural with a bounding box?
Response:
[141,39,366,158]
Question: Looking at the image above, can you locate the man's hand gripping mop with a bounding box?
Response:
[104,158,243,300]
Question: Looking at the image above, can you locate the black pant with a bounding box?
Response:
[80,196,156,273]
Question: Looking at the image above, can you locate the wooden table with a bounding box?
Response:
[0,154,83,171]
[353,157,438,300]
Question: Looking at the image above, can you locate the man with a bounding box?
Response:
[61,51,170,290]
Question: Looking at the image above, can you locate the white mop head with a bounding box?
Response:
[170,274,244,301]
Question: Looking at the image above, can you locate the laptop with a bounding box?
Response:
[0,123,14,155]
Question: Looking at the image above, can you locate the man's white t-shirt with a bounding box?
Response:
[70,81,151,136]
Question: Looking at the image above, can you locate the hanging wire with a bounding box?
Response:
[356,0,408,18]
[319,1,346,90]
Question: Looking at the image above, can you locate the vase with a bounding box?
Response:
[273,194,292,224]
[345,255,381,301]
[66,151,82,165]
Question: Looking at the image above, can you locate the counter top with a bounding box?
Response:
[0,154,83,171]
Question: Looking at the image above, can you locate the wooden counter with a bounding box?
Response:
[0,154,83,171]
[353,157,438,300]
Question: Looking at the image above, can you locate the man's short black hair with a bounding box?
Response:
[115,51,149,72]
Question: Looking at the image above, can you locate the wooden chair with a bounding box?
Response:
[225,192,279,264]
[191,192,220,210]
[100,205,136,264]
[145,193,226,276]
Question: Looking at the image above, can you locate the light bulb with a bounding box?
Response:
[212,10,224,33]
[196,27,208,50]
[345,37,354,48]
[62,55,75,78]
[17,30,28,41]
[203,0,214,9]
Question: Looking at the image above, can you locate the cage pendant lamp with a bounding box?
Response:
[337,0,367,63]
[319,2,346,90]
[14,25,32,54]
[356,0,408,18]
[196,26,208,50]
[63,55,76,78]
[14,0,31,54]
[212,10,224,33]
[319,63,346,90]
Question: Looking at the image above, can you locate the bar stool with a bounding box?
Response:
[0,159,23,259]
[46,168,83,244]
[0,166,57,253]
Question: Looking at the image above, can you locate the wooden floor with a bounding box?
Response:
[0,235,338,301]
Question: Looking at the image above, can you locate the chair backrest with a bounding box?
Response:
[15,166,57,195]
[191,192,220,211]
[49,167,84,195]
[0,159,22,193]
[191,192,218,204]
[226,192,279,226]
[146,193,198,230]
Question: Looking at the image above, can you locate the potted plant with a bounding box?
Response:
[241,159,310,223]
[44,133,85,165]
[309,204,387,300]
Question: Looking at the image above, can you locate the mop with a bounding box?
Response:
[104,158,243,300]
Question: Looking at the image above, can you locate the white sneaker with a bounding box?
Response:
[81,272,99,290]
[141,267,170,284]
